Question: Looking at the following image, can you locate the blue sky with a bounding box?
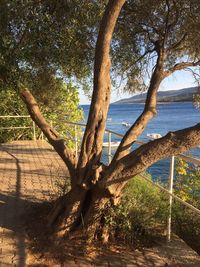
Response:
[79,69,198,105]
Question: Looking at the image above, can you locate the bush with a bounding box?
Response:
[104,174,168,245]
[0,82,83,144]
[103,161,200,254]
[172,159,200,254]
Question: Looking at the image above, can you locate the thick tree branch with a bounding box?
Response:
[100,123,200,195]
[164,60,200,78]
[78,0,126,182]
[109,48,165,164]
[20,89,76,181]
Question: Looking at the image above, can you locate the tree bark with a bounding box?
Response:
[48,186,87,236]
[21,86,200,241]
[77,0,126,184]
[19,0,200,244]
[47,184,110,240]
[111,48,165,162]
[20,89,76,180]
[100,123,200,196]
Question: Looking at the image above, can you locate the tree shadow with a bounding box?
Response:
[22,201,171,266]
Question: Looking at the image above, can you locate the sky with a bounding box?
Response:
[79,69,198,105]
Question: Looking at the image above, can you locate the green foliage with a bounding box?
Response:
[172,159,200,254]
[0,81,83,144]
[0,0,109,100]
[175,159,200,204]
[104,166,200,253]
[0,89,31,142]
[0,0,100,143]
[104,175,168,244]
[0,1,99,85]
[1,0,199,97]
[40,81,83,149]
[113,0,200,92]
[194,93,200,108]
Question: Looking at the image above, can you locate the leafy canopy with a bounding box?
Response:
[112,0,200,92]
[0,0,102,142]
[0,0,106,94]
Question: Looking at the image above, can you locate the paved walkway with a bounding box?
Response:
[0,141,67,266]
[0,140,199,266]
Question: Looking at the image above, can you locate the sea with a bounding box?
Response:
[82,102,200,183]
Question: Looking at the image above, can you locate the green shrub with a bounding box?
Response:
[0,82,83,144]
[172,159,200,254]
[104,174,168,244]
[103,161,200,253]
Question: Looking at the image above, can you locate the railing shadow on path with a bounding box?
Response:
[0,141,68,266]
[0,147,26,266]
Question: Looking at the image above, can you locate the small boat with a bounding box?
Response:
[147,133,162,140]
[122,121,131,127]
[107,118,112,122]
[103,141,120,148]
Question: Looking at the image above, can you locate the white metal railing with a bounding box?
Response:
[0,115,39,140]
[64,120,200,165]
[1,116,200,241]
[66,121,200,242]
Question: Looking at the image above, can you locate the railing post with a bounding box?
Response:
[167,155,175,242]
[50,121,53,150]
[33,121,36,140]
[75,125,78,159]
[108,132,112,164]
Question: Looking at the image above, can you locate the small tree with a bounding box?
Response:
[16,0,200,241]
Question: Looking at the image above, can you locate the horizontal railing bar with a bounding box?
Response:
[140,174,200,216]
[0,115,30,118]
[64,121,144,146]
[178,154,200,165]
[0,126,31,130]
[1,117,200,216]
[63,121,86,127]
[64,122,200,161]
[104,128,123,137]
[1,118,199,165]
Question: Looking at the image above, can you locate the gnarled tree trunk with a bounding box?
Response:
[20,0,200,242]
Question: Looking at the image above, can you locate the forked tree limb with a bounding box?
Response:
[100,122,200,195]
[164,60,200,78]
[108,55,200,165]
[110,48,165,163]
[20,89,76,180]
[109,0,199,164]
[78,0,126,181]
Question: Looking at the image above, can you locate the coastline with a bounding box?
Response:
[111,101,193,105]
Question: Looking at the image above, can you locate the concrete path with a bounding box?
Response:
[0,140,199,266]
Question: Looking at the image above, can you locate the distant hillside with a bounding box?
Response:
[113,87,199,104]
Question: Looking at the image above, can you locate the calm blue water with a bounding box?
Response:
[82,102,200,182]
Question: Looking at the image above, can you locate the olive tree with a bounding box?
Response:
[20,0,200,241]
